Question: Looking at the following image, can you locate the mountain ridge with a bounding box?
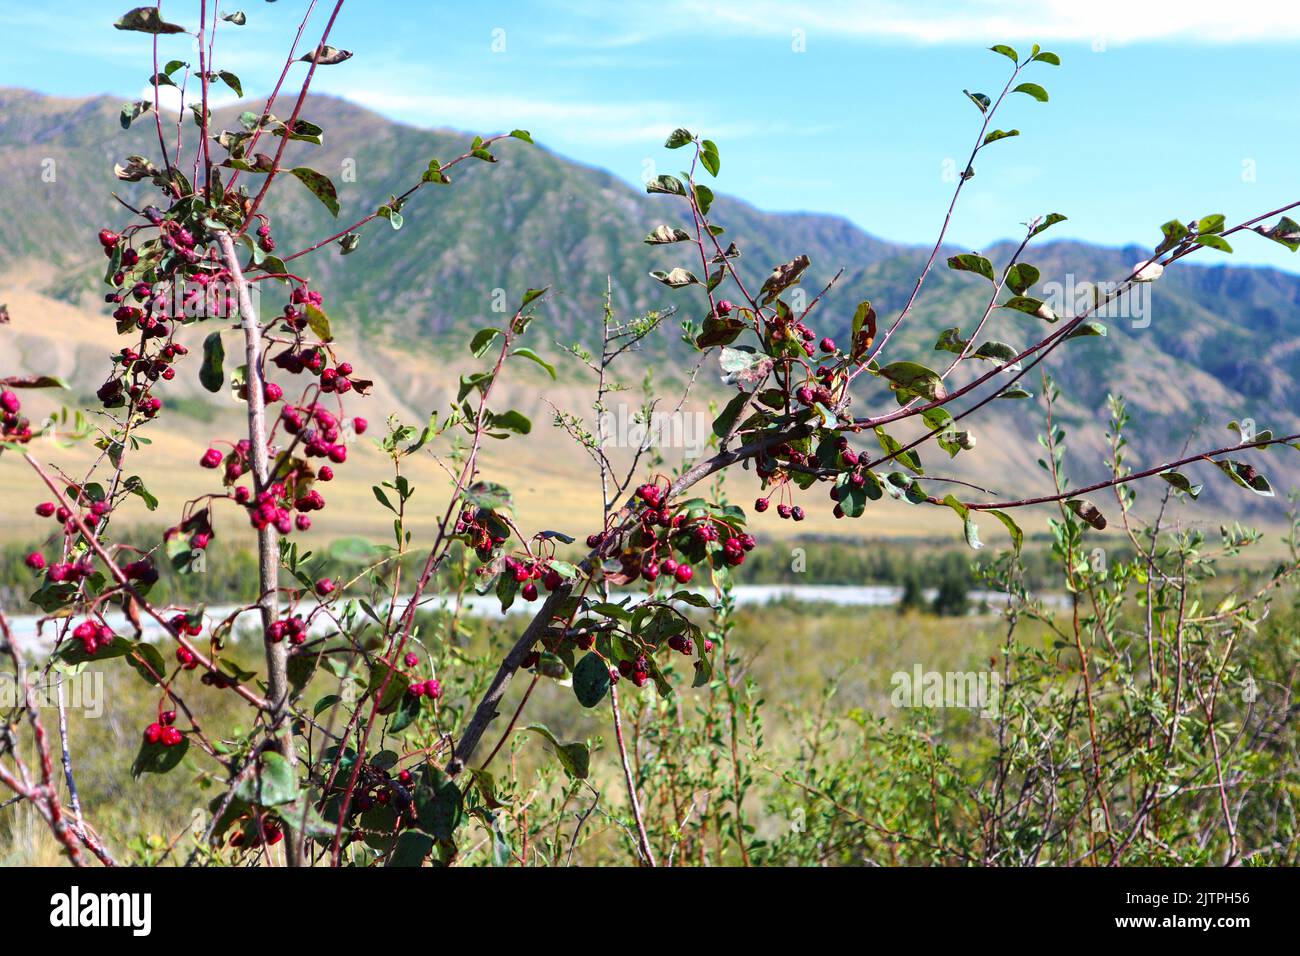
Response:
[2,86,1297,528]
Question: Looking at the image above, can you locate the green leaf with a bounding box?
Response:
[511,347,556,379]
[126,641,166,685]
[700,139,721,177]
[463,480,512,511]
[1066,498,1108,530]
[377,205,404,230]
[1065,321,1107,339]
[222,11,247,25]
[200,331,224,392]
[879,361,946,401]
[131,736,190,777]
[1194,234,1233,253]
[522,724,590,779]
[304,303,333,343]
[988,509,1023,553]
[1030,213,1067,238]
[518,287,548,311]
[1032,51,1061,65]
[487,409,532,436]
[989,44,1019,63]
[1215,460,1273,497]
[1012,82,1049,102]
[572,652,611,708]
[389,831,434,867]
[290,167,340,216]
[972,341,1021,369]
[645,174,687,196]
[874,427,923,476]
[120,100,153,130]
[947,253,995,282]
[712,391,750,439]
[982,128,1020,146]
[235,752,299,807]
[300,45,353,66]
[650,268,699,288]
[510,129,533,143]
[217,70,243,98]
[421,161,451,185]
[963,90,991,113]
[1005,263,1040,295]
[115,7,187,34]
[644,225,692,245]
[664,128,694,149]
[1000,295,1052,319]
[1255,216,1300,251]
[759,255,811,303]
[996,384,1033,399]
[942,495,983,550]
[934,327,969,355]
[1159,470,1203,499]
[415,781,463,841]
[469,327,501,358]
[693,183,714,216]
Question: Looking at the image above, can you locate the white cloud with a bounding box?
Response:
[321,82,765,146]
[563,0,1300,45]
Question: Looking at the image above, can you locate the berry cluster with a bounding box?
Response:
[406,678,443,700]
[267,615,308,645]
[601,481,753,583]
[71,619,115,656]
[457,506,510,559]
[142,709,183,748]
[0,389,32,445]
[503,555,567,602]
[756,435,874,521]
[229,818,283,849]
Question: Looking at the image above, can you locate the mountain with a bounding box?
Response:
[1,87,1296,539]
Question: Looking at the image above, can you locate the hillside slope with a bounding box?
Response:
[1,87,1296,538]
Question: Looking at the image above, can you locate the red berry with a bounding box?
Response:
[674,564,693,584]
[143,723,162,744]
[352,417,368,435]
[754,498,769,513]
[315,578,336,597]
[200,448,223,469]
[521,582,539,601]
[820,337,836,353]
[160,710,177,726]
[160,726,183,747]
[35,502,56,518]
[24,552,46,571]
[404,651,419,668]
[98,229,120,248]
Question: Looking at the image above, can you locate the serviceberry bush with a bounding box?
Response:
[1,9,1298,867]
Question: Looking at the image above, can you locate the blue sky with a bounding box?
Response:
[4,0,1300,271]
